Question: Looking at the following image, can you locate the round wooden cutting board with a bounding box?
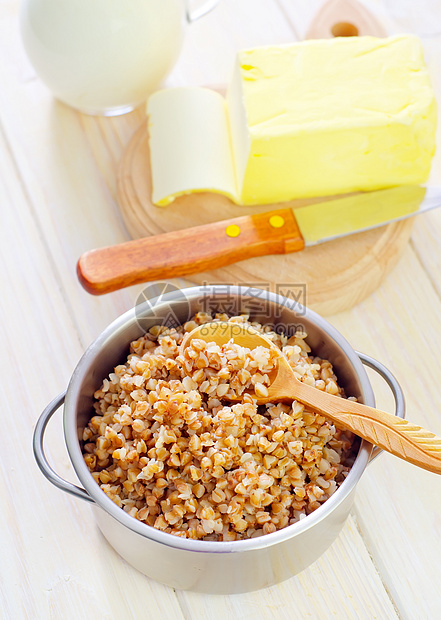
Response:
[116,123,414,316]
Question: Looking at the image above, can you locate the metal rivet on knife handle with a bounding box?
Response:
[226,224,241,237]
[269,215,285,228]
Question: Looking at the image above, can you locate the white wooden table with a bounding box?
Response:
[2,1,441,618]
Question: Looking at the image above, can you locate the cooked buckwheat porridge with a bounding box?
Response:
[82,313,357,541]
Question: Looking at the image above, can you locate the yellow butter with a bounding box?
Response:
[147,35,436,207]
[147,87,237,206]
[229,35,436,204]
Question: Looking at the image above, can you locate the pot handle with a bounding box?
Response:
[186,0,220,22]
[33,392,95,504]
[357,352,406,464]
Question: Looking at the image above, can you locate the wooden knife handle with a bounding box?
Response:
[291,380,441,475]
[77,209,305,295]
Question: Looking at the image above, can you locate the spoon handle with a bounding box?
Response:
[290,379,441,474]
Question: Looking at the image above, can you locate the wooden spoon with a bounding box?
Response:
[180,322,441,475]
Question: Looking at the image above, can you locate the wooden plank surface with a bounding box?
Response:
[1,0,441,618]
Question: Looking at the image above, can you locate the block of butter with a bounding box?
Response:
[147,35,436,207]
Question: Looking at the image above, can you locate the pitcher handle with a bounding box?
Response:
[187,0,220,22]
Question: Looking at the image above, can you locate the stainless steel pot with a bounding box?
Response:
[33,286,405,594]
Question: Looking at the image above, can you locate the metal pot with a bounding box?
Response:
[33,286,405,593]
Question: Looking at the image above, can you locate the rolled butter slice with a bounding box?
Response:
[147,87,237,206]
[228,34,437,205]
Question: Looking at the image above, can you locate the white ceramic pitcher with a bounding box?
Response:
[20,0,219,115]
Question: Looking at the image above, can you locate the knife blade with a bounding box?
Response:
[77,185,441,295]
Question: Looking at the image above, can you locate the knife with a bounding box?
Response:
[77,185,441,295]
